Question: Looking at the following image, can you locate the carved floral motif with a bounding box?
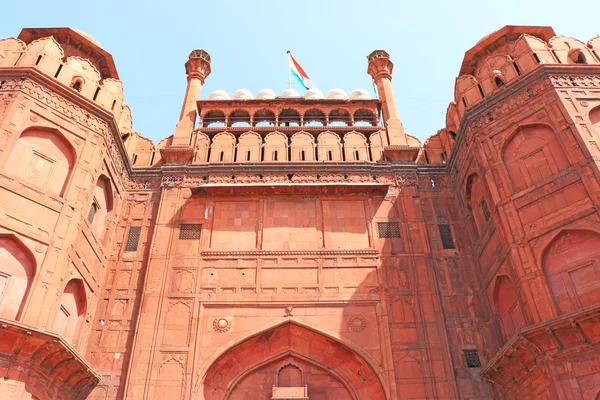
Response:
[213,318,231,333]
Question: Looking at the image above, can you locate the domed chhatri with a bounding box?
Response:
[207,89,230,100]
[279,88,300,98]
[256,88,276,100]
[326,88,348,100]
[231,89,253,100]
[304,88,324,100]
[349,89,371,100]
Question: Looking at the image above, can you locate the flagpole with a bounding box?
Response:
[287,50,292,90]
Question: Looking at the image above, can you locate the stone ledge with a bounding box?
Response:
[201,249,379,258]
[0,318,100,400]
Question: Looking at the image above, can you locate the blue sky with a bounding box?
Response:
[3,0,600,144]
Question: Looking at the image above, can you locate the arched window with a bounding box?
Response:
[542,230,600,314]
[494,76,505,88]
[53,279,87,347]
[317,132,342,161]
[290,132,315,161]
[88,176,113,239]
[237,132,262,162]
[569,49,587,64]
[5,128,75,196]
[70,77,83,92]
[493,275,525,342]
[465,173,487,237]
[0,236,35,320]
[502,125,570,192]
[210,132,236,162]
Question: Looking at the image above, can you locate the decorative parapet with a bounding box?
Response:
[0,318,100,400]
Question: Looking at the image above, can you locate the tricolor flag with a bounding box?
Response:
[288,51,315,90]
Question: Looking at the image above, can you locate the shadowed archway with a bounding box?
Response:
[197,320,387,400]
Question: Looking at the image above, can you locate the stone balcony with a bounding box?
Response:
[272,385,309,399]
[0,318,100,400]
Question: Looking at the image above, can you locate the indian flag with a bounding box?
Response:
[288,51,315,90]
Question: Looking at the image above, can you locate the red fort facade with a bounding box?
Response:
[0,25,599,400]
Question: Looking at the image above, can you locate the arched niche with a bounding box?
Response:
[343,131,369,161]
[276,362,303,387]
[317,131,342,161]
[199,321,386,400]
[493,275,525,342]
[236,131,262,162]
[354,108,377,126]
[502,124,569,193]
[53,278,87,347]
[369,132,385,162]
[88,175,113,240]
[290,132,315,161]
[0,235,36,320]
[5,128,76,197]
[465,173,488,237]
[193,132,211,163]
[542,230,600,314]
[264,131,288,162]
[209,132,236,162]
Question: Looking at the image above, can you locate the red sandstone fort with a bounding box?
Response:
[0,25,599,400]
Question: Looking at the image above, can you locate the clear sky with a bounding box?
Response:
[3,0,600,144]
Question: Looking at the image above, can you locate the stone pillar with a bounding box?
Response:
[367,50,419,161]
[165,50,211,162]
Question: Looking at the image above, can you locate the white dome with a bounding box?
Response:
[304,88,324,99]
[256,88,276,100]
[349,89,371,100]
[207,89,230,100]
[232,89,253,100]
[326,88,348,100]
[279,88,300,98]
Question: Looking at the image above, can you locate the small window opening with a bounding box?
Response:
[219,151,224,162]
[124,226,142,252]
[575,51,587,64]
[93,87,101,101]
[0,80,5,89]
[246,150,251,161]
[149,152,156,165]
[461,97,467,107]
[54,64,63,79]
[441,151,447,163]
[532,53,541,63]
[464,350,481,368]
[35,55,43,66]
[132,154,138,165]
[111,100,116,111]
[179,224,202,240]
[273,150,278,161]
[424,151,430,164]
[300,150,306,161]
[439,224,456,249]
[476,83,485,98]
[494,76,505,88]
[327,150,333,161]
[87,202,97,224]
[71,80,82,92]
[551,50,561,63]
[449,131,457,140]
[354,150,360,161]
[13,53,23,66]
[377,222,400,238]
[481,200,491,221]
[512,61,521,76]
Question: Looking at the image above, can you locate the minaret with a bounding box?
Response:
[164,49,211,162]
[367,50,419,161]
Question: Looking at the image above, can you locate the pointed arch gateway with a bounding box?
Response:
[196,320,387,400]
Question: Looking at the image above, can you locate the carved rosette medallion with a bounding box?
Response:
[348,316,367,332]
[213,318,231,333]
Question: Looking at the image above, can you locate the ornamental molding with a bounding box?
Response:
[549,75,600,88]
[201,249,379,258]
